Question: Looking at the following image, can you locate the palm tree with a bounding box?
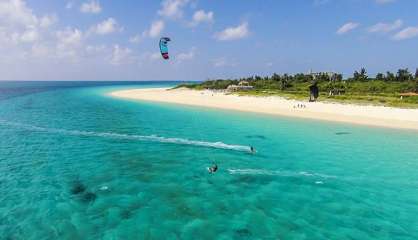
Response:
[279,74,290,90]
[396,68,412,82]
[353,68,368,81]
[376,73,385,81]
[272,73,280,81]
[386,71,396,82]
[335,74,343,81]
[414,68,418,92]
[397,68,412,82]
[415,80,418,93]
[360,68,368,81]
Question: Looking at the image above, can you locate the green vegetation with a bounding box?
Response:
[175,68,418,108]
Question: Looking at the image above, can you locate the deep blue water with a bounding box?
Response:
[1,81,418,239]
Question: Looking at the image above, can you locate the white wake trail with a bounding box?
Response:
[0,120,252,153]
[227,168,337,179]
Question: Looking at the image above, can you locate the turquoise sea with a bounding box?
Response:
[1,81,418,239]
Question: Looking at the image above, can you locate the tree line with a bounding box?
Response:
[353,68,418,82]
[177,68,418,96]
[234,68,418,83]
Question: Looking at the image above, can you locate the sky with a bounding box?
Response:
[0,0,418,81]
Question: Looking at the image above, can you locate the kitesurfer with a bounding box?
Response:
[159,37,171,60]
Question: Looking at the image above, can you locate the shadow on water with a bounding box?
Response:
[245,135,267,140]
[229,175,274,186]
[70,180,97,204]
[121,209,133,220]
[335,132,351,135]
[81,192,97,203]
[235,228,252,238]
[70,181,86,195]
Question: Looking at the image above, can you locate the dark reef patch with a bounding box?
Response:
[235,228,252,237]
[81,192,97,203]
[70,181,97,203]
[70,181,86,195]
[121,210,132,219]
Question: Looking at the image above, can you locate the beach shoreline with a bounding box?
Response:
[110,88,418,131]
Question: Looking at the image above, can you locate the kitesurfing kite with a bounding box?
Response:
[159,37,171,60]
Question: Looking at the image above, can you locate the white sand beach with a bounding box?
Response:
[111,88,418,130]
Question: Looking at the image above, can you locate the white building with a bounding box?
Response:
[227,81,254,91]
[309,70,340,80]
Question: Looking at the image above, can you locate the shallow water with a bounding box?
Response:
[1,81,418,239]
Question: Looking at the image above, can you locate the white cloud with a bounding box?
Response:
[0,0,38,27]
[375,0,395,4]
[40,14,57,28]
[214,22,249,41]
[190,10,213,26]
[0,0,57,46]
[158,0,189,19]
[139,51,165,63]
[129,34,141,44]
[56,27,82,46]
[19,28,39,43]
[110,45,134,65]
[85,44,106,55]
[368,19,402,33]
[177,47,196,61]
[0,0,88,63]
[91,18,121,35]
[55,27,83,60]
[80,1,101,14]
[0,0,152,78]
[9,29,39,44]
[31,44,50,58]
[144,20,165,38]
[336,22,359,35]
[392,27,418,40]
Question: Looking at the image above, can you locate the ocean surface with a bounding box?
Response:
[1,81,418,240]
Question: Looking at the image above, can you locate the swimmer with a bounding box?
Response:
[208,164,218,173]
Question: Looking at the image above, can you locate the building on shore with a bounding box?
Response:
[227,81,254,91]
[309,70,340,81]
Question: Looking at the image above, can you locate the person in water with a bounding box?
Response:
[208,164,218,173]
[250,146,256,153]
